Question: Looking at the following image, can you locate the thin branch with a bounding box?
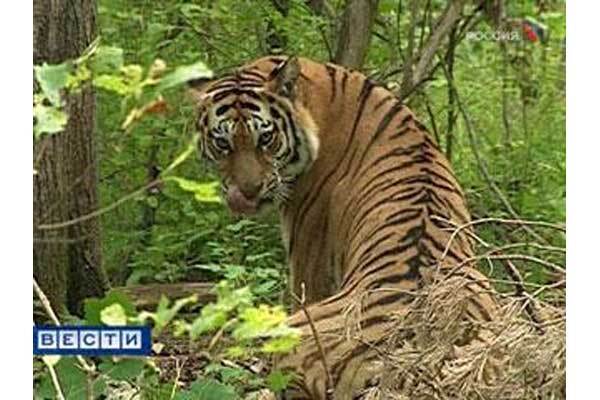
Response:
[37,178,159,230]
[400,0,466,97]
[44,358,66,400]
[442,252,565,276]
[169,357,186,400]
[37,140,196,231]
[434,216,565,262]
[291,283,334,399]
[33,278,60,325]
[502,260,545,332]
[34,278,97,399]
[422,92,441,144]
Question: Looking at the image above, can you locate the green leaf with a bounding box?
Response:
[91,46,124,74]
[189,303,228,339]
[35,62,71,105]
[262,333,300,354]
[232,305,288,340]
[163,143,196,174]
[33,104,68,138]
[98,358,145,381]
[100,303,128,326]
[83,291,137,325]
[36,357,106,400]
[225,345,248,359]
[146,195,159,208]
[157,61,213,91]
[168,177,222,203]
[138,294,198,334]
[267,370,294,392]
[174,378,238,400]
[93,74,131,95]
[189,283,253,339]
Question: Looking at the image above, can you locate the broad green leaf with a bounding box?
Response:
[232,305,288,340]
[163,143,196,173]
[36,357,106,400]
[35,62,71,105]
[189,283,253,339]
[66,64,92,89]
[215,283,253,312]
[174,377,238,400]
[225,346,248,359]
[189,303,228,339]
[83,291,137,325]
[100,303,128,325]
[91,46,124,74]
[168,177,222,203]
[33,104,68,138]
[138,294,198,334]
[121,64,144,83]
[93,74,130,95]
[98,358,145,380]
[262,333,300,354]
[157,61,213,91]
[267,370,294,392]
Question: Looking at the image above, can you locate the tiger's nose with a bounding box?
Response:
[238,182,262,200]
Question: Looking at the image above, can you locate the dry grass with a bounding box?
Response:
[355,221,566,400]
[355,279,565,399]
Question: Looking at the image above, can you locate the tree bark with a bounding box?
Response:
[34,0,108,315]
[399,0,466,98]
[334,0,380,69]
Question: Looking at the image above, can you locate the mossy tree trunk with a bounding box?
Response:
[34,0,108,315]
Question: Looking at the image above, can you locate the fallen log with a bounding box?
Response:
[113,282,216,309]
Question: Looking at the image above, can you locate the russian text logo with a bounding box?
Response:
[33,326,151,356]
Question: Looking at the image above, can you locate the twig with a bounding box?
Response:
[169,357,186,400]
[37,139,197,231]
[422,93,441,144]
[33,278,97,399]
[291,283,334,399]
[400,0,466,97]
[44,358,66,400]
[435,216,565,261]
[37,179,159,230]
[447,252,565,275]
[502,260,544,333]
[33,278,60,325]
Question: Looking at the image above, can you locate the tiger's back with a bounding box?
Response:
[190,56,498,399]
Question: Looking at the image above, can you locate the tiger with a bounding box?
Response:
[188,56,499,399]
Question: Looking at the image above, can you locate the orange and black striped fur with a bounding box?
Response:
[189,56,498,399]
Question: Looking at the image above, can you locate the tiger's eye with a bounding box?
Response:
[213,137,230,151]
[258,130,274,147]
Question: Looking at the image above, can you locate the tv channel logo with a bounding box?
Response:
[33,326,151,356]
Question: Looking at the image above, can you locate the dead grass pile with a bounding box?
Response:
[358,219,566,400]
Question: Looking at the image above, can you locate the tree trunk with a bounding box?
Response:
[334,0,380,69]
[34,0,108,315]
[399,0,466,98]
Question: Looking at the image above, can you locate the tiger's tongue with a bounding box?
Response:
[226,186,258,214]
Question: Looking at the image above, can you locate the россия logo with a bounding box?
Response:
[33,326,151,356]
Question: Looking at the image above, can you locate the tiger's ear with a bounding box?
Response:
[268,56,300,98]
[186,77,213,103]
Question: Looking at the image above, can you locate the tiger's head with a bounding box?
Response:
[189,57,319,215]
